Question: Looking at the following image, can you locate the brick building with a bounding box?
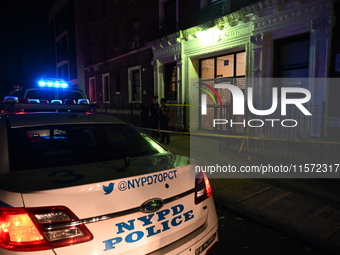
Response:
[49,0,340,140]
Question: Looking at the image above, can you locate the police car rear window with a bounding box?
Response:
[8,124,166,171]
[25,89,85,102]
[58,90,85,101]
[25,89,55,101]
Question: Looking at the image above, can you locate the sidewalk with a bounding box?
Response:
[164,134,340,254]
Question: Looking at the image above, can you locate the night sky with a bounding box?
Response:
[0,0,55,97]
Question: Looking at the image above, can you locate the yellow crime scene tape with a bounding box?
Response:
[140,127,340,145]
[155,104,340,145]
[95,103,340,146]
[167,104,200,107]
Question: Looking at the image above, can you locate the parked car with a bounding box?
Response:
[0,100,218,255]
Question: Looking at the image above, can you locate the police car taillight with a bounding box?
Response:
[195,172,212,204]
[0,206,93,251]
[64,99,76,104]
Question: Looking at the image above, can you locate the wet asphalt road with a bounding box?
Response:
[210,205,328,255]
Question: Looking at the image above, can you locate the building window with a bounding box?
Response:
[55,6,67,36]
[113,28,119,48]
[89,77,96,103]
[115,72,121,93]
[209,0,227,5]
[102,74,110,103]
[274,33,310,78]
[129,20,139,49]
[102,35,108,60]
[199,0,229,22]
[56,34,68,63]
[100,0,107,20]
[201,52,245,79]
[128,66,141,102]
[159,0,177,32]
[88,43,95,65]
[164,63,177,100]
[199,51,246,132]
[201,0,228,8]
[88,4,94,25]
[274,33,310,98]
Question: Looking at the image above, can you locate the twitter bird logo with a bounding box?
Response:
[103,183,114,195]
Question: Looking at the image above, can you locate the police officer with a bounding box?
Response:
[159,98,170,144]
[149,95,160,140]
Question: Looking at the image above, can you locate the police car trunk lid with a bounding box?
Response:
[13,155,211,254]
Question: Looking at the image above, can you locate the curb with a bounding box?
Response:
[213,190,340,255]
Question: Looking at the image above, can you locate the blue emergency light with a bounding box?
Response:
[38,79,69,88]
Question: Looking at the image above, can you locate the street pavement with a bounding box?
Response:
[163,133,340,254]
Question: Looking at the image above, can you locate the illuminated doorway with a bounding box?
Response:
[199,51,246,133]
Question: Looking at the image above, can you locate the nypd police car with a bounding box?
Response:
[0,92,218,254]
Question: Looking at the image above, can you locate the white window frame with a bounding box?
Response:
[128,66,142,103]
[102,73,110,103]
[56,32,69,62]
[89,77,96,103]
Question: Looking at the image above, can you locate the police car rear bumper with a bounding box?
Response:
[146,197,219,255]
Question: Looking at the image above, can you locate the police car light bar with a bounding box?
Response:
[38,79,69,88]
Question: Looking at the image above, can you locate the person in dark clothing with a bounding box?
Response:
[159,98,170,144]
[140,103,149,128]
[149,95,160,140]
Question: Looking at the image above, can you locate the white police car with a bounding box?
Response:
[0,100,218,254]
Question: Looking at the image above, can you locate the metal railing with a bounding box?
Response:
[217,103,340,164]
